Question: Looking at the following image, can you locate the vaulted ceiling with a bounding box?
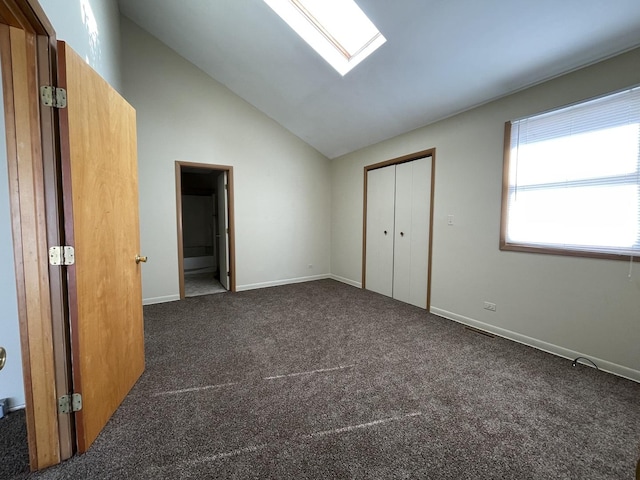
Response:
[119,0,640,159]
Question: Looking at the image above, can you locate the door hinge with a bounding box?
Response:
[40,86,67,108]
[227,271,230,277]
[58,393,82,414]
[49,246,75,266]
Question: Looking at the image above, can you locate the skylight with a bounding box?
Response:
[264,0,386,75]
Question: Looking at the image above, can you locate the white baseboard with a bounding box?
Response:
[236,274,330,292]
[144,275,351,302]
[329,274,361,288]
[143,294,181,305]
[9,403,25,412]
[430,307,640,383]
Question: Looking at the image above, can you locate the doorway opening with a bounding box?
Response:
[176,162,236,298]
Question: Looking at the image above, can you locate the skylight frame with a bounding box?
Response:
[264,0,386,76]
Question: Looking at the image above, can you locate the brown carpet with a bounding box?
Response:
[1,409,29,479]
[16,279,640,479]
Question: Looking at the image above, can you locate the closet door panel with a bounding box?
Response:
[365,166,395,297]
[408,157,431,308]
[393,157,431,308]
[392,162,412,303]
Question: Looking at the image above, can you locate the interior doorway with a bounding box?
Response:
[176,162,236,298]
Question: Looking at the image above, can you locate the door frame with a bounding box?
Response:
[175,161,236,297]
[362,148,436,310]
[0,0,73,470]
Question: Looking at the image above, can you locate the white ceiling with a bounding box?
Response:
[118,0,640,159]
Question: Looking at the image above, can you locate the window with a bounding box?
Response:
[264,0,386,76]
[501,87,640,260]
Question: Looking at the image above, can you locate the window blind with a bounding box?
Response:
[506,86,640,257]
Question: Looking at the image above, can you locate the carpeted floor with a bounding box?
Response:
[15,279,640,479]
[1,409,29,479]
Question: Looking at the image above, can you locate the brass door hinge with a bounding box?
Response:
[40,86,67,108]
[49,246,75,266]
[58,393,82,414]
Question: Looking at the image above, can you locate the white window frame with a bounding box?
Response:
[263,0,386,76]
[500,86,640,261]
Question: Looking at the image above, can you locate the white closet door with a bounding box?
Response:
[217,171,230,290]
[365,165,395,297]
[393,157,431,308]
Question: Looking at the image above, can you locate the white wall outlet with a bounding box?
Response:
[484,301,497,311]
[447,214,454,226]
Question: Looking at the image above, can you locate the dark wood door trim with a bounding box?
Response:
[35,29,73,463]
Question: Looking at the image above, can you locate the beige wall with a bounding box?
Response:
[331,48,640,381]
[121,18,331,303]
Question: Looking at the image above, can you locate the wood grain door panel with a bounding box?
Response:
[57,41,144,453]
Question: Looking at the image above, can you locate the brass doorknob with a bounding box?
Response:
[0,347,6,371]
[135,255,148,264]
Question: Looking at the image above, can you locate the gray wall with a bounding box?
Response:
[331,48,640,381]
[40,0,122,90]
[121,18,331,303]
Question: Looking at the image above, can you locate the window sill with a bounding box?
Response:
[500,242,640,262]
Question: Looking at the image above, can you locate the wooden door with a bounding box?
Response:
[57,42,145,453]
[0,22,61,468]
[217,171,229,290]
[393,157,431,308]
[365,165,395,297]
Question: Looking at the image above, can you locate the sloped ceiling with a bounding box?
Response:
[119,0,640,159]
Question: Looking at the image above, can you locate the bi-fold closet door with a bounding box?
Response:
[365,157,431,309]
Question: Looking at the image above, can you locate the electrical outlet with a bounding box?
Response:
[447,214,454,226]
[483,301,497,312]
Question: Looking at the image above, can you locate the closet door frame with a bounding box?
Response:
[362,148,436,309]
